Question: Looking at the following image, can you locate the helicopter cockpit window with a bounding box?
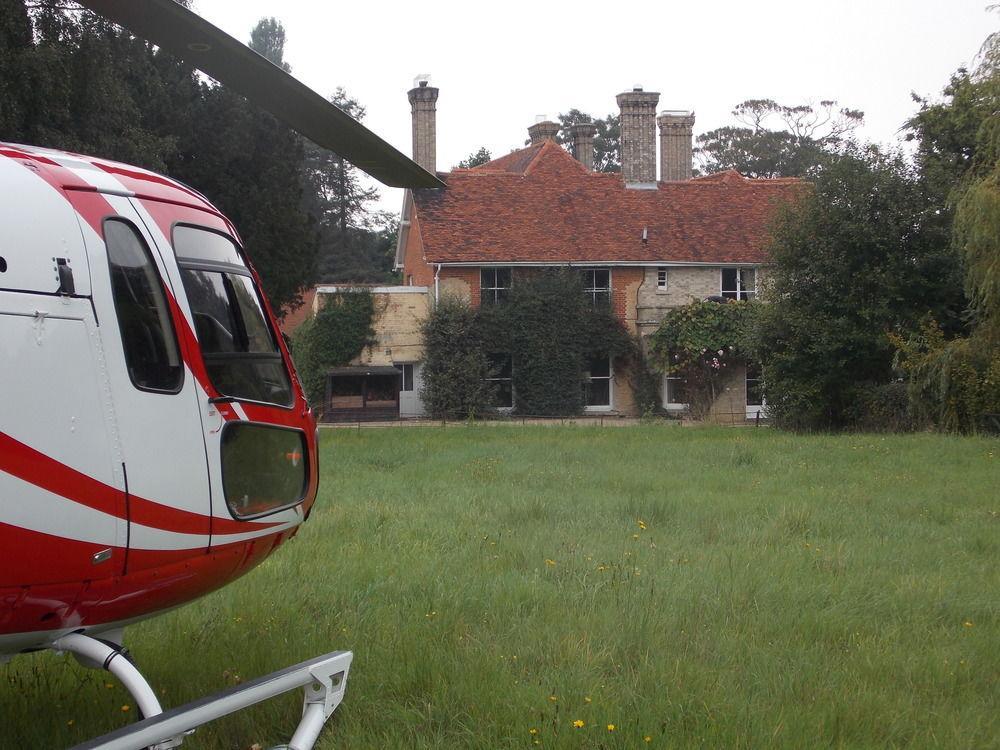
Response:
[173,225,293,407]
[221,423,308,519]
[103,219,183,393]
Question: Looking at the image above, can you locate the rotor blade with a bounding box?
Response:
[76,0,443,189]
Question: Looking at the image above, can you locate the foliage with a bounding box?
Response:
[0,4,399,311]
[419,297,497,419]
[648,300,759,418]
[842,382,918,433]
[455,146,492,169]
[749,143,966,431]
[290,289,376,406]
[893,321,1000,433]
[421,270,634,417]
[696,99,863,178]
[555,109,621,173]
[894,29,1000,433]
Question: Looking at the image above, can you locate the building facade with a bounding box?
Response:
[391,83,802,419]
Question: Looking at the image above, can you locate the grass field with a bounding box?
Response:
[4,426,999,749]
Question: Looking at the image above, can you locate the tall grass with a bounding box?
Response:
[3,427,998,748]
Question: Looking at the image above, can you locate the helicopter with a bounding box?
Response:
[0,1,442,748]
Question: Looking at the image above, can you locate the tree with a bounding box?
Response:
[555,109,620,172]
[696,99,863,178]
[455,146,491,169]
[248,17,290,71]
[749,143,966,430]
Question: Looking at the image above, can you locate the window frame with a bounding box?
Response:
[480,267,512,305]
[171,223,294,409]
[721,267,757,300]
[663,374,689,411]
[102,217,184,395]
[583,354,613,412]
[656,267,668,292]
[219,421,309,521]
[486,352,514,410]
[395,363,414,392]
[582,268,612,307]
[745,361,765,418]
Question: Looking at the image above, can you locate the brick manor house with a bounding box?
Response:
[299,79,803,420]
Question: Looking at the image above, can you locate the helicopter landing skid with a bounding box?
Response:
[53,633,352,750]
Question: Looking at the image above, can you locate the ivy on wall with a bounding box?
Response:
[421,269,635,418]
[647,299,758,419]
[290,289,377,406]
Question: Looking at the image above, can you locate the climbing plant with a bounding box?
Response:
[421,269,635,418]
[290,289,376,406]
[647,299,759,419]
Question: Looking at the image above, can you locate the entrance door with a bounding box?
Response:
[72,195,213,568]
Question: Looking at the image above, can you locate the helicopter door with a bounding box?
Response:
[72,196,213,569]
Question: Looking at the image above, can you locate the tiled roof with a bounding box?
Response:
[413,142,805,265]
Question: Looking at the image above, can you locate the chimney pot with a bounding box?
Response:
[617,88,660,185]
[408,76,439,173]
[657,110,696,181]
[527,119,560,145]
[568,122,598,170]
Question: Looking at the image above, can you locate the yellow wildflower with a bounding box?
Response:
[963,621,974,628]
[644,736,652,743]
[572,719,585,728]
[607,723,616,731]
[544,559,556,567]
[638,520,647,530]
[529,728,538,735]
[548,695,558,702]
[584,696,592,703]
[120,705,130,713]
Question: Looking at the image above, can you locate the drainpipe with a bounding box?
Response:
[434,264,441,303]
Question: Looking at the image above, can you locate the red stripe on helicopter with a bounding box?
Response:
[0,432,280,536]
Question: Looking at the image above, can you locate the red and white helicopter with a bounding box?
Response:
[0,2,441,748]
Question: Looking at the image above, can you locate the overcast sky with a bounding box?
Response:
[192,0,994,212]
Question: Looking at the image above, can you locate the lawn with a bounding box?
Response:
[4,426,998,749]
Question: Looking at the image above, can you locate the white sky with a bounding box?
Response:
[192,0,995,213]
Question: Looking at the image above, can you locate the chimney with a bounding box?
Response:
[616,85,660,186]
[568,122,598,170]
[658,110,696,181]
[527,116,560,145]
[408,74,439,173]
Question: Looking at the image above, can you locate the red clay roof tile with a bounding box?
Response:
[413,145,805,265]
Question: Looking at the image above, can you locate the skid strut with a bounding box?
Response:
[53,633,352,750]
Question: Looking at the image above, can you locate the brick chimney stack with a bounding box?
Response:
[616,86,660,186]
[658,110,696,181]
[527,117,560,145]
[408,74,439,173]
[568,122,598,170]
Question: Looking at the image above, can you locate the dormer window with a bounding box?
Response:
[481,268,511,304]
[721,268,756,300]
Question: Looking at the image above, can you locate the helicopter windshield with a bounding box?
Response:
[173,225,293,407]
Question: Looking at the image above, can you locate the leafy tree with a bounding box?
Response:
[555,109,621,172]
[749,143,966,430]
[892,27,1000,433]
[696,99,863,178]
[455,146,491,169]
[248,17,290,71]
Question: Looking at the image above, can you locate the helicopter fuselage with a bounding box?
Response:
[0,143,318,656]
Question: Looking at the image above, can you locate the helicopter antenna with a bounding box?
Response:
[75,0,444,190]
